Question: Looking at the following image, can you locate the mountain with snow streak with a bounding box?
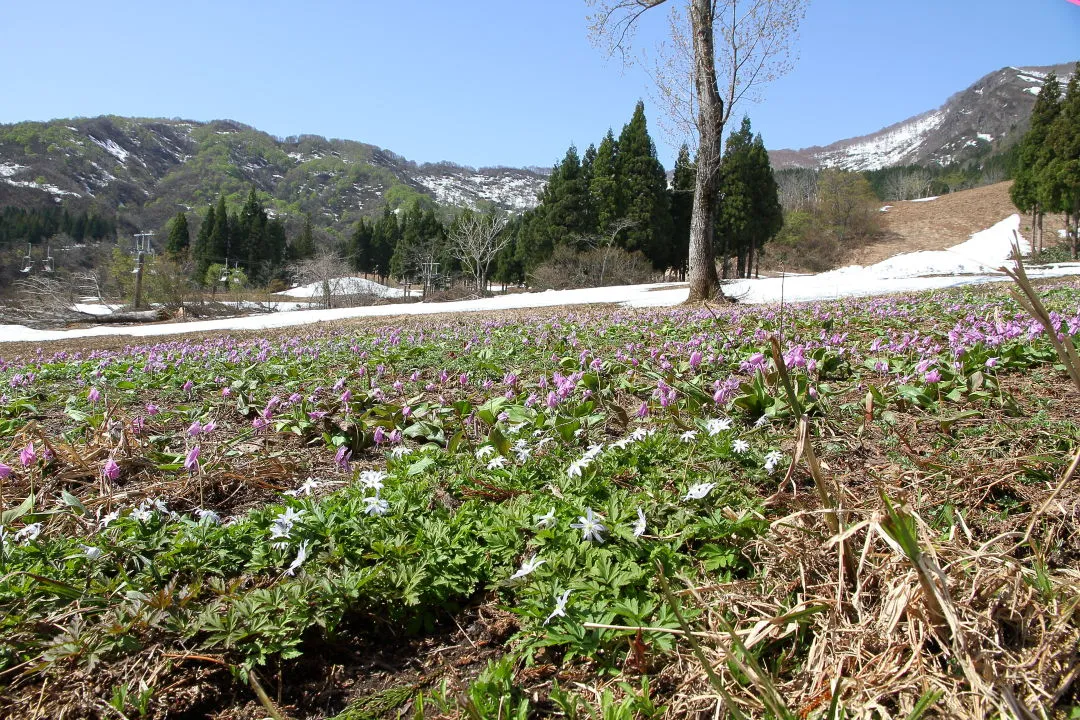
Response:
[770,62,1076,172]
[0,117,547,239]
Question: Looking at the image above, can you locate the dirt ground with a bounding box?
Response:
[840,181,1069,267]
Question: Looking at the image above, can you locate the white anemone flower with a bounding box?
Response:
[680,430,698,443]
[475,445,496,460]
[632,508,647,537]
[732,439,750,454]
[764,450,785,474]
[15,523,42,543]
[487,456,508,470]
[707,417,732,435]
[683,482,716,501]
[544,589,572,625]
[570,507,607,543]
[285,540,310,576]
[509,555,546,581]
[364,495,390,516]
[80,544,103,561]
[535,508,556,528]
[359,470,387,491]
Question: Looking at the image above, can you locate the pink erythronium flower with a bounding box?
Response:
[182,380,194,394]
[373,426,386,445]
[202,420,217,434]
[146,403,160,415]
[184,445,201,473]
[924,369,942,384]
[103,458,120,481]
[19,442,36,467]
[0,462,12,478]
[87,387,101,403]
[334,446,352,471]
[187,420,203,436]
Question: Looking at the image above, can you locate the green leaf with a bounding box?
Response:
[1,493,34,525]
[407,457,435,476]
[61,490,86,516]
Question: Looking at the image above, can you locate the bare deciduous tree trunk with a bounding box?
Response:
[686,0,722,301]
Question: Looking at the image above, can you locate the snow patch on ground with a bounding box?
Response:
[880,205,893,212]
[89,136,130,164]
[3,216,1077,345]
[911,196,939,203]
[1,178,80,197]
[977,133,994,143]
[275,277,409,299]
[72,304,124,316]
[0,163,26,178]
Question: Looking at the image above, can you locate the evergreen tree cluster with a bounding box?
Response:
[188,188,290,285]
[506,102,681,279]
[1011,65,1080,258]
[715,117,783,279]
[349,206,455,285]
[498,103,782,284]
[0,206,115,247]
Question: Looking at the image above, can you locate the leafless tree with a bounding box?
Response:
[447,212,509,293]
[883,168,933,201]
[589,0,806,301]
[583,217,637,285]
[776,167,818,213]
[295,248,346,309]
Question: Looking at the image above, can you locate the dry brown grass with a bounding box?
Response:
[841,182,1069,267]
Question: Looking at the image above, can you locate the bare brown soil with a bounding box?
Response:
[840,181,1069,267]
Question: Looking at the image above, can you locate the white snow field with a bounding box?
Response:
[275,276,412,300]
[2,215,1078,344]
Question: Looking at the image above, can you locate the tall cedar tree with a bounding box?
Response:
[715,118,782,278]
[616,102,672,269]
[370,208,400,281]
[209,196,230,268]
[1046,66,1080,258]
[193,203,216,282]
[669,144,695,280]
[348,217,372,272]
[590,130,622,237]
[165,212,190,261]
[1011,71,1062,251]
[294,215,316,261]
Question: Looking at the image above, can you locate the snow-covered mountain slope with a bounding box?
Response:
[770,62,1076,171]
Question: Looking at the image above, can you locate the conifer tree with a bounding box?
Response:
[165,211,190,261]
[535,145,592,254]
[293,215,316,261]
[1045,65,1080,259]
[370,208,400,281]
[348,217,372,272]
[669,144,695,280]
[192,203,216,283]
[209,196,230,267]
[616,101,672,269]
[715,117,782,278]
[1011,71,1063,252]
[590,130,622,236]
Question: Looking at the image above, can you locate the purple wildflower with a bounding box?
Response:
[185,445,201,473]
[103,458,120,481]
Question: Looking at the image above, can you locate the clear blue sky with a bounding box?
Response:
[1,0,1077,169]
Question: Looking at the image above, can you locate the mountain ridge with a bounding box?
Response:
[769,61,1076,171]
[0,116,548,238]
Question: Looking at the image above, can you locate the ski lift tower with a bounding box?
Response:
[132,232,155,309]
[21,243,32,273]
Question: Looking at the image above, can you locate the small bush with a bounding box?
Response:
[530,246,655,290]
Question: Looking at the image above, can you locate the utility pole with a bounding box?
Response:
[132,232,155,309]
